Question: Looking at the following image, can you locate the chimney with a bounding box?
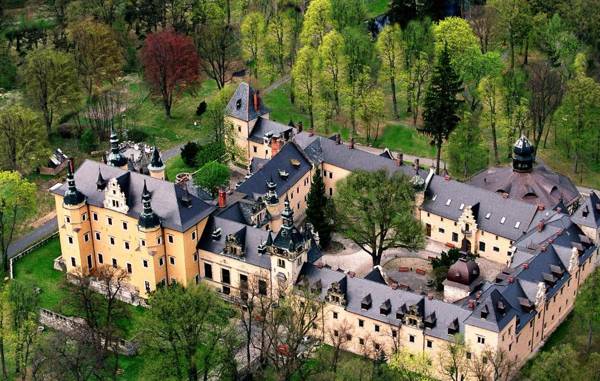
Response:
[297,121,303,133]
[271,137,282,157]
[537,220,545,232]
[218,188,226,208]
[253,90,260,112]
[335,134,341,145]
[349,137,355,149]
[396,153,404,166]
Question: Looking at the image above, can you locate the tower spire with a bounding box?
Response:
[107,127,127,168]
[138,180,160,229]
[513,135,534,173]
[281,195,294,229]
[63,160,86,206]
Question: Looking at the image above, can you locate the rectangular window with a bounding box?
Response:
[392,330,397,338]
[68,236,74,244]
[159,257,164,266]
[374,324,380,332]
[333,312,338,319]
[143,259,148,268]
[124,241,130,250]
[493,246,500,252]
[140,239,146,247]
[145,281,151,292]
[127,263,132,274]
[98,253,104,264]
[477,335,485,344]
[93,212,98,221]
[438,227,445,233]
[158,236,162,244]
[84,233,89,242]
[95,232,101,240]
[65,216,71,224]
[110,237,115,245]
[479,241,486,251]
[253,146,257,153]
[122,221,128,230]
[112,258,117,268]
[452,232,458,242]
[329,188,333,196]
[193,253,198,262]
[169,256,175,265]
[409,335,415,343]
[168,235,174,244]
[427,340,433,348]
[359,338,365,345]
[70,257,76,267]
[82,212,88,221]
[329,172,332,179]
[222,268,230,284]
[259,279,267,295]
[107,217,113,225]
[358,319,364,328]
[191,231,196,240]
[277,258,285,268]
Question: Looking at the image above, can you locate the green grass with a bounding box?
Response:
[372,123,436,158]
[165,155,198,181]
[366,0,389,17]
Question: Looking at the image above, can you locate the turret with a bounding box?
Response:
[63,160,86,208]
[107,128,128,169]
[138,181,161,231]
[148,147,165,180]
[513,136,534,173]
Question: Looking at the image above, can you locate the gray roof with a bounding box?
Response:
[297,263,471,341]
[423,175,539,241]
[237,142,312,199]
[50,160,215,231]
[225,82,269,122]
[249,117,296,143]
[197,216,272,269]
[571,192,600,229]
[294,133,420,178]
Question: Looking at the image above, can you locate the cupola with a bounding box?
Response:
[512,135,534,173]
[107,128,128,168]
[138,181,160,230]
[63,160,86,207]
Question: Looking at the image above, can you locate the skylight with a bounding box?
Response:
[459,203,465,210]
[514,221,521,229]
[500,217,506,224]
[485,212,491,219]
[446,199,452,206]
[432,194,437,201]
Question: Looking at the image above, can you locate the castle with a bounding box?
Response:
[50,83,599,379]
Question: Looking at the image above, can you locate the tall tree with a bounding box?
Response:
[318,30,345,115]
[193,161,230,197]
[0,105,48,174]
[437,334,468,381]
[299,0,333,47]
[292,46,318,129]
[142,30,199,117]
[467,5,498,54]
[22,48,81,137]
[406,52,430,125]
[0,172,35,274]
[241,12,265,79]
[334,170,424,267]
[262,11,291,79]
[422,44,463,174]
[306,169,332,249]
[527,345,581,381]
[195,21,238,90]
[574,270,600,354]
[447,113,488,179]
[68,19,125,98]
[330,0,365,32]
[488,0,532,70]
[376,24,404,119]
[357,85,385,143]
[8,280,39,379]
[479,75,504,164]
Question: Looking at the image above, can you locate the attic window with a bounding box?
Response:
[485,212,491,219]
[514,221,521,229]
[380,299,391,316]
[257,241,267,254]
[290,159,301,167]
[432,194,437,201]
[361,294,372,310]
[459,203,464,210]
[480,305,489,319]
[278,169,289,179]
[446,199,452,206]
[236,99,242,110]
[500,217,506,224]
[211,228,222,240]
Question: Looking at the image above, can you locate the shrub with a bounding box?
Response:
[79,128,97,153]
[196,142,226,168]
[196,101,207,116]
[194,161,230,196]
[180,141,200,166]
[57,123,78,138]
[127,128,149,143]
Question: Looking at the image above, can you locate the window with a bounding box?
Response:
[204,263,213,279]
[71,257,76,266]
[253,146,257,153]
[110,236,115,245]
[168,235,174,244]
[191,231,196,240]
[65,216,71,224]
[93,212,98,221]
[333,330,339,337]
[466,352,472,360]
[426,340,433,348]
[112,200,119,208]
[107,217,113,225]
[124,241,130,250]
[333,312,338,319]
[277,258,286,268]
[479,241,486,251]
[374,324,380,332]
[122,221,128,230]
[82,214,88,221]
[452,232,458,242]
[127,263,132,274]
[84,233,90,242]
[358,319,364,328]
[329,188,333,196]
[477,335,485,344]
[346,334,352,341]
[221,268,230,284]
[157,236,162,244]
[95,232,101,240]
[438,227,445,233]
[329,172,332,179]
[409,335,415,343]
[68,236,74,244]
[259,280,267,295]
[193,253,198,262]
[169,256,175,265]
[145,281,151,293]
[374,343,381,351]
[86,255,92,269]
[392,330,397,338]
[98,253,104,264]
[359,338,365,345]
[140,239,146,247]
[143,259,148,268]
[159,257,164,266]
[112,258,117,268]
[493,246,500,252]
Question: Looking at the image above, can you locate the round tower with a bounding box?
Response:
[137,180,165,296]
[107,128,128,169]
[513,135,534,173]
[147,147,165,180]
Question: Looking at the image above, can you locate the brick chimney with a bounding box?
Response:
[335,134,341,145]
[349,137,355,149]
[396,153,404,166]
[218,188,226,208]
[253,90,260,112]
[271,137,282,157]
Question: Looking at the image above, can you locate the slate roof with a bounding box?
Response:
[197,216,272,269]
[571,192,600,229]
[363,267,387,285]
[248,117,296,143]
[423,175,539,241]
[50,160,215,231]
[297,263,472,341]
[295,133,421,178]
[225,82,269,122]
[237,142,312,199]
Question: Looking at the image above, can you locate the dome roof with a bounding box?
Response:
[446,258,480,285]
[513,135,534,156]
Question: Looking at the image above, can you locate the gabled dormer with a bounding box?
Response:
[103,175,129,214]
[326,276,347,306]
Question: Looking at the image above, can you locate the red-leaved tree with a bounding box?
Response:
[141,30,199,117]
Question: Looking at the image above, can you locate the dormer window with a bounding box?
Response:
[211,228,222,240]
[432,194,437,201]
[278,169,289,179]
[514,221,520,229]
[361,294,372,310]
[459,203,464,210]
[500,217,506,224]
[481,305,489,319]
[446,199,452,206]
[380,299,391,316]
[485,212,491,219]
[257,241,267,254]
[235,99,242,110]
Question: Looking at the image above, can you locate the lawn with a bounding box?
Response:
[165,155,198,181]
[372,123,437,158]
[366,0,389,17]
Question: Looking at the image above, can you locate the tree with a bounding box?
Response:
[79,128,97,154]
[0,172,35,274]
[181,141,200,167]
[406,52,430,125]
[300,0,333,47]
[479,75,504,164]
[437,334,468,381]
[527,345,581,381]
[422,44,463,174]
[0,105,48,174]
[306,169,333,249]
[488,0,532,70]
[357,85,385,144]
[467,5,498,54]
[195,15,238,90]
[447,113,488,179]
[388,349,432,380]
[68,19,124,98]
[0,286,7,379]
[8,280,39,379]
[334,170,424,267]
[262,11,291,79]
[327,319,352,373]
[194,161,230,197]
[331,0,365,31]
[140,283,234,381]
[22,48,81,137]
[0,40,16,91]
[574,270,600,354]
[142,30,199,117]
[376,24,404,118]
[241,12,265,79]
[318,30,345,116]
[293,46,318,129]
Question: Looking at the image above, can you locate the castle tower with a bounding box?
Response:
[107,128,128,169]
[513,135,534,173]
[60,161,94,274]
[147,147,165,180]
[268,196,311,293]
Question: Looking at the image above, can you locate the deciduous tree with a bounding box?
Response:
[292,46,318,129]
[194,161,230,196]
[299,0,333,47]
[142,30,199,117]
[0,105,48,174]
[334,170,424,267]
[241,12,265,79]
[376,24,404,118]
[318,30,345,116]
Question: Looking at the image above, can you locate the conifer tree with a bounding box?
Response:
[422,43,463,174]
[306,169,332,249]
